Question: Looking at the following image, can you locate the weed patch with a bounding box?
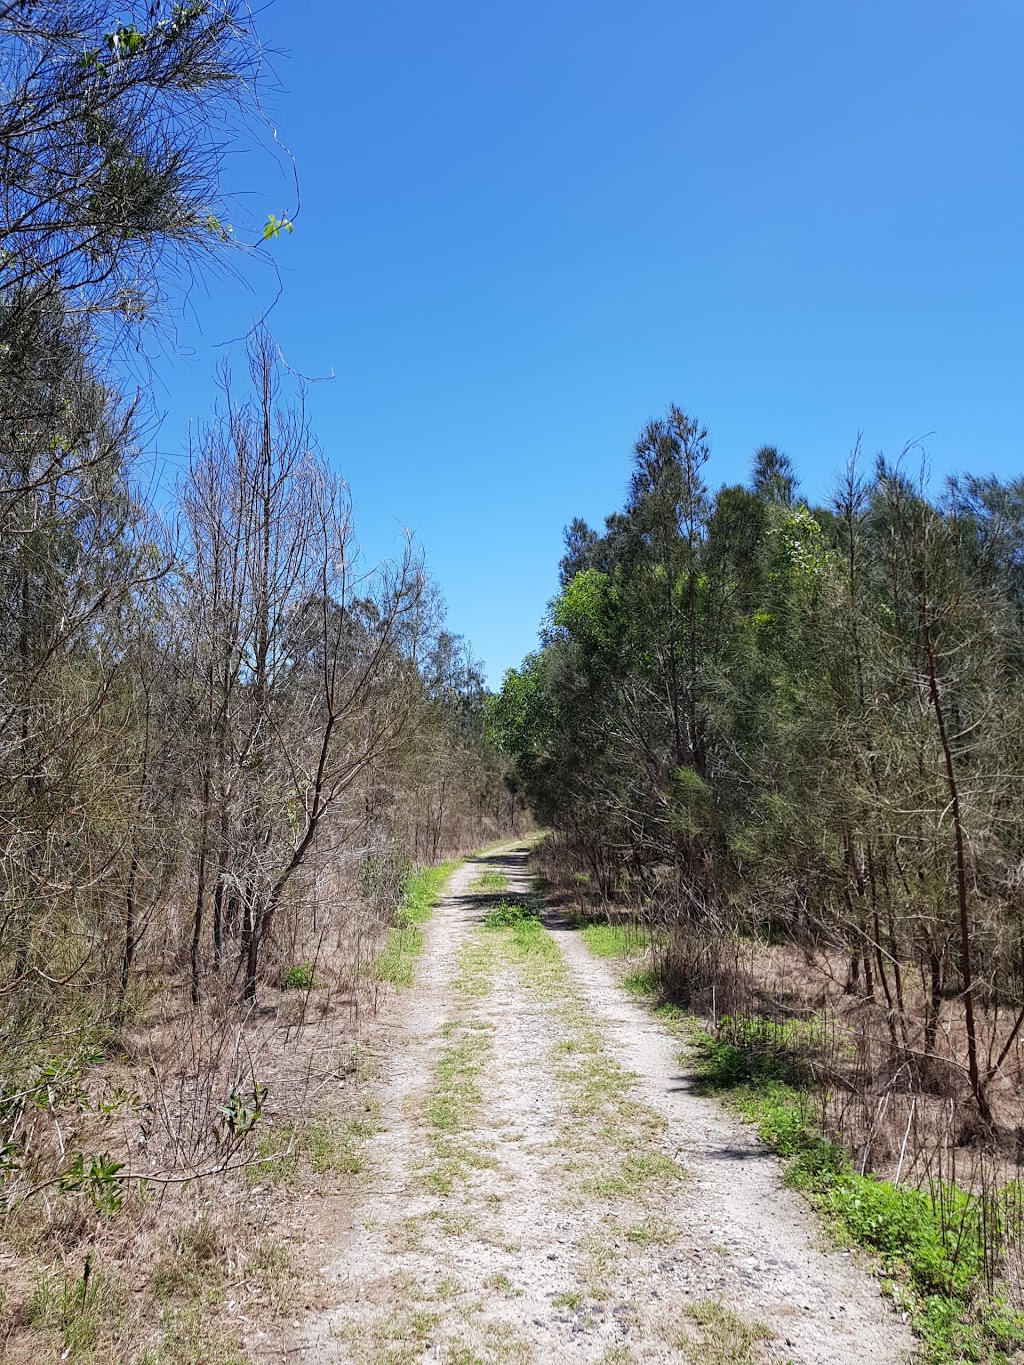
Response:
[482,899,539,930]
[672,1298,774,1365]
[374,860,460,988]
[250,1096,379,1186]
[580,923,655,959]
[280,962,315,990]
[472,870,510,893]
[690,1017,1024,1364]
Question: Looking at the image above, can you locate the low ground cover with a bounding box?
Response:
[373,860,462,988]
[0,858,462,1362]
[576,914,1024,1365]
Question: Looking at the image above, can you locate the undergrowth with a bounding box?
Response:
[374,859,460,987]
[573,919,1024,1364]
[580,921,659,959]
[482,899,540,930]
[251,1097,380,1186]
[691,1014,1024,1365]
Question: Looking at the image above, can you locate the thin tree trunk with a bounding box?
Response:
[191,769,212,1006]
[922,618,991,1125]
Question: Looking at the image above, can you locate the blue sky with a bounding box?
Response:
[151,0,1024,687]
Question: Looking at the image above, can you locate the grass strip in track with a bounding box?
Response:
[484,901,685,1217]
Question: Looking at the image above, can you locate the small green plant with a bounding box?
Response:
[262,211,294,239]
[215,1082,266,1156]
[472,869,509,892]
[697,1013,822,1088]
[482,899,538,929]
[280,962,314,990]
[57,1150,127,1212]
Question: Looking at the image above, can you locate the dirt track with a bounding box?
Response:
[291,843,913,1364]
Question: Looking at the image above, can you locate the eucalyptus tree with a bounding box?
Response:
[178,334,430,1004]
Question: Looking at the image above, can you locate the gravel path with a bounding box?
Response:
[294,843,914,1364]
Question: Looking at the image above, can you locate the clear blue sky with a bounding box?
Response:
[150,0,1024,687]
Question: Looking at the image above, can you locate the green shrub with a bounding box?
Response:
[482,899,538,929]
[691,1014,1024,1363]
[280,962,314,990]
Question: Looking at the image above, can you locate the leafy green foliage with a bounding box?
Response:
[215,1083,266,1156]
[481,899,538,929]
[262,212,294,240]
[57,1151,127,1213]
[692,1016,1024,1364]
[471,869,509,892]
[280,962,315,990]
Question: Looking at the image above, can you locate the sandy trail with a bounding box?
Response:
[292,843,913,1364]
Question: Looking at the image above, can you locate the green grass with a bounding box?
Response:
[577,922,667,1008]
[428,1035,487,1132]
[250,1096,380,1185]
[674,1299,774,1365]
[624,1216,677,1248]
[691,1015,1024,1365]
[583,1150,684,1198]
[471,869,510,892]
[580,922,653,958]
[482,898,539,929]
[23,1214,250,1365]
[622,966,660,998]
[374,859,460,987]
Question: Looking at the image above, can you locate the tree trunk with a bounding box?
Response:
[922,618,991,1126]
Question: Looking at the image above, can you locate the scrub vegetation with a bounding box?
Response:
[0,1,1015,1357]
[491,408,1024,1359]
[0,2,527,1354]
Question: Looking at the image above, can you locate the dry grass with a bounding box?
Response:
[0,861,439,1363]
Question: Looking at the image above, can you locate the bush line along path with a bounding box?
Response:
[291,844,912,1364]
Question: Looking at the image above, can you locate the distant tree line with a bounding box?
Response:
[488,406,1024,1125]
